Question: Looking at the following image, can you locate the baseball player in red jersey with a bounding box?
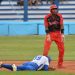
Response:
[43,4,64,68]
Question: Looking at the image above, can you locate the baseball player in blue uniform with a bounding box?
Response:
[0,55,55,71]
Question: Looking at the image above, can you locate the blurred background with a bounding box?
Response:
[0,0,75,22]
[0,0,75,36]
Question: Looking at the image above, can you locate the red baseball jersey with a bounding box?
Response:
[44,13,63,32]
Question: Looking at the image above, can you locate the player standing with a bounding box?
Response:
[43,4,64,68]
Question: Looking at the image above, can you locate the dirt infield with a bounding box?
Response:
[0,60,75,73]
[50,61,75,73]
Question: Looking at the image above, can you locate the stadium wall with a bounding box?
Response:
[0,21,75,36]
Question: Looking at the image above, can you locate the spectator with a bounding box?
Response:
[46,0,50,4]
[0,0,3,4]
[29,0,38,6]
[39,0,53,4]
[17,0,24,6]
[38,0,43,4]
[28,0,32,6]
[50,0,55,4]
[17,0,39,6]
[28,0,39,9]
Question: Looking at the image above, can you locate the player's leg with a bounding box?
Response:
[17,62,37,71]
[1,64,13,71]
[43,34,52,56]
[0,63,32,71]
[0,62,17,71]
[17,65,27,71]
[1,63,27,71]
[56,41,64,67]
[17,65,35,71]
[55,33,64,68]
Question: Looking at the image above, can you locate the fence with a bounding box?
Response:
[0,21,75,36]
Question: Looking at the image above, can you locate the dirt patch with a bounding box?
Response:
[50,61,75,73]
[0,60,75,73]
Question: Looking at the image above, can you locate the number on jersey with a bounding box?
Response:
[33,56,42,60]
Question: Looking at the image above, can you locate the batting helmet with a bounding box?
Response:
[50,4,57,10]
[50,4,58,14]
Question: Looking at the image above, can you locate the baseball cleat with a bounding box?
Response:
[12,64,17,71]
[57,64,65,69]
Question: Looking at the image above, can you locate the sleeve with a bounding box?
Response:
[59,14,63,25]
[58,14,64,34]
[42,57,49,71]
[43,65,49,71]
[44,14,50,34]
[44,15,49,27]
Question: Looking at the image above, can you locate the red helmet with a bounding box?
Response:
[50,4,58,14]
[50,4,57,10]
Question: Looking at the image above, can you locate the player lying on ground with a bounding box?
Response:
[0,55,55,71]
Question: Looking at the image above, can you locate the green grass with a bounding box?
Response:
[0,71,75,75]
[0,35,75,60]
[0,35,75,75]
[0,35,44,60]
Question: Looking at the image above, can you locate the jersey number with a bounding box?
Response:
[34,56,42,60]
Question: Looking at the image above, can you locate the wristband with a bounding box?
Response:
[61,29,64,34]
[45,30,49,34]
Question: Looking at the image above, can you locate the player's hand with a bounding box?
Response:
[61,34,64,42]
[46,34,51,42]
[48,66,56,71]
